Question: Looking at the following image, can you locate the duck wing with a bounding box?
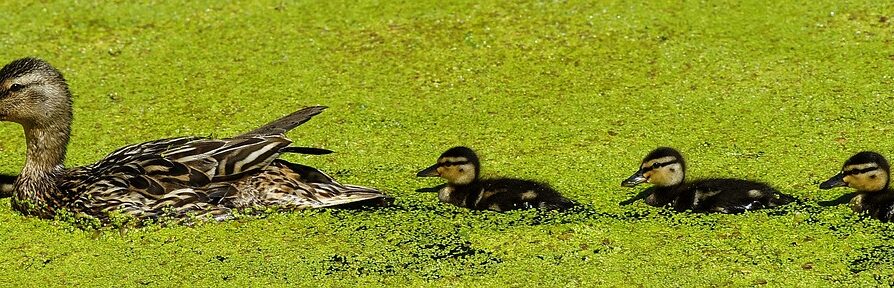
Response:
[63,134,294,217]
[86,104,329,190]
[62,106,389,220]
[215,160,392,209]
[239,105,327,137]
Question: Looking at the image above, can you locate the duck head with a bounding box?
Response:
[0,58,75,216]
[820,151,890,192]
[0,58,72,127]
[416,146,480,185]
[622,147,686,187]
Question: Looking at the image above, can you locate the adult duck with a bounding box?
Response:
[0,57,391,222]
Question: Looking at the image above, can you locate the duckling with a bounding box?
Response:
[416,146,573,212]
[621,147,794,213]
[0,174,14,197]
[819,151,894,221]
[0,57,392,222]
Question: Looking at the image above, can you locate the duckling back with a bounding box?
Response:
[669,178,794,213]
[475,178,573,212]
[849,193,894,222]
[436,178,573,212]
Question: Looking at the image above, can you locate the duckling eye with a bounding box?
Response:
[651,162,660,169]
[8,83,24,92]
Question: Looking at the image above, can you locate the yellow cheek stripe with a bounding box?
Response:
[439,157,469,164]
[845,163,879,172]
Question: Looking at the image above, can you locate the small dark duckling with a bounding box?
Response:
[0,174,14,198]
[819,151,894,221]
[416,146,573,212]
[621,147,794,213]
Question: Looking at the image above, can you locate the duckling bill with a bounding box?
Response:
[622,147,794,213]
[819,151,894,222]
[416,146,573,212]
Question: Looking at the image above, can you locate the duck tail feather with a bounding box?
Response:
[310,183,394,208]
[280,147,334,155]
[240,106,327,137]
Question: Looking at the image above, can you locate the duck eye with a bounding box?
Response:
[8,83,24,92]
[651,162,660,169]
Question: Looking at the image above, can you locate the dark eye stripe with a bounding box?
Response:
[643,160,679,172]
[844,166,879,176]
[440,160,470,167]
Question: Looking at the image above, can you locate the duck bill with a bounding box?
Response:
[622,170,647,187]
[819,172,847,190]
[416,164,440,177]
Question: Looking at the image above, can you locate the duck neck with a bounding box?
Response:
[439,181,481,209]
[645,184,683,207]
[13,118,71,217]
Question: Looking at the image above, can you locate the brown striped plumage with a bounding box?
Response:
[0,58,391,222]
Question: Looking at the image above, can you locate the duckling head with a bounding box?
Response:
[820,151,890,192]
[416,146,480,185]
[0,58,72,127]
[622,147,686,187]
